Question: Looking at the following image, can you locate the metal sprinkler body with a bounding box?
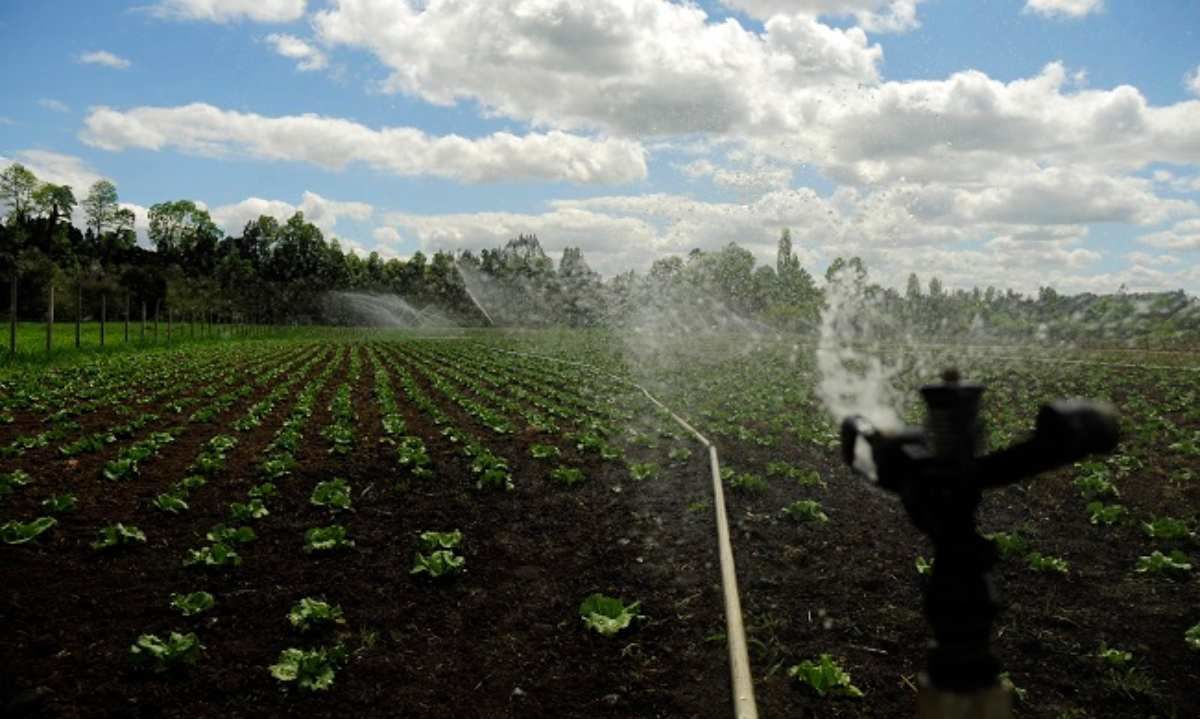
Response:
[839,369,1119,718]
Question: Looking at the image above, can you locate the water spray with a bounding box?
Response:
[453,261,495,327]
[839,369,1119,719]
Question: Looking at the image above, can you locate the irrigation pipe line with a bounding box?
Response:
[486,347,759,719]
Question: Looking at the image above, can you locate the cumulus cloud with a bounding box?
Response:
[722,0,925,33]
[1139,219,1200,251]
[81,103,647,184]
[148,0,307,23]
[743,62,1200,187]
[78,50,131,69]
[265,33,328,71]
[313,0,882,136]
[209,191,372,234]
[1023,0,1104,19]
[679,158,793,193]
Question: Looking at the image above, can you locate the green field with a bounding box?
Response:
[1,330,1198,718]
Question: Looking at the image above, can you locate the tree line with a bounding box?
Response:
[2,161,1197,348]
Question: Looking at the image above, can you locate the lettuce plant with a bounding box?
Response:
[1186,623,1200,651]
[184,542,242,568]
[550,466,585,487]
[787,654,864,698]
[0,516,57,545]
[915,556,934,576]
[1086,501,1125,526]
[269,644,348,691]
[310,478,352,511]
[579,593,642,636]
[304,525,354,553]
[782,500,828,524]
[130,632,202,673]
[0,469,32,499]
[411,550,465,578]
[1097,644,1133,668]
[92,523,146,551]
[40,493,77,514]
[1027,552,1069,574]
[418,530,463,551]
[288,597,346,632]
[229,498,269,522]
[986,531,1029,560]
[627,462,659,482]
[170,591,216,616]
[153,493,189,514]
[206,524,257,544]
[1135,550,1192,574]
[529,443,561,460]
[1141,517,1193,541]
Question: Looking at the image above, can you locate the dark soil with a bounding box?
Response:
[0,342,729,718]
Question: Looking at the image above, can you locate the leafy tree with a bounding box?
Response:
[0,163,39,224]
[83,180,119,239]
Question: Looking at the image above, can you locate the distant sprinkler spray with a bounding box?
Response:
[454,261,495,327]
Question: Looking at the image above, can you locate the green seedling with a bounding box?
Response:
[787,654,864,698]
[310,478,352,511]
[304,525,354,553]
[579,593,642,637]
[0,516,57,545]
[130,632,202,673]
[411,550,465,578]
[288,597,346,632]
[269,644,348,691]
[170,591,216,616]
[92,523,146,551]
[1135,550,1192,574]
[782,500,828,524]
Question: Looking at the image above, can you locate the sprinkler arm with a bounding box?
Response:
[840,399,1120,491]
[976,400,1119,488]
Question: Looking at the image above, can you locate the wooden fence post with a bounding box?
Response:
[74,282,81,349]
[8,273,15,355]
[46,284,54,353]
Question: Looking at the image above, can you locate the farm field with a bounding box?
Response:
[1,331,1198,718]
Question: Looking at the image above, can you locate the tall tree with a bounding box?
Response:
[147,200,220,264]
[32,183,77,227]
[83,180,119,239]
[0,163,39,224]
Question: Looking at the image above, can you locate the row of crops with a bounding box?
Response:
[1,331,1197,717]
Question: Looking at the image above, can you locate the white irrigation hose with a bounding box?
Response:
[488,347,759,719]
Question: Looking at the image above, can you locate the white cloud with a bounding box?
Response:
[1186,65,1200,98]
[722,0,925,33]
[745,63,1200,187]
[38,98,70,113]
[265,33,328,71]
[3,150,104,193]
[209,191,372,234]
[372,226,401,244]
[1139,219,1200,251]
[148,0,306,23]
[679,158,793,193]
[1023,0,1103,19]
[1124,251,1179,267]
[78,50,131,69]
[314,0,882,136]
[81,103,647,185]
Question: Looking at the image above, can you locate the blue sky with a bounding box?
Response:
[2,0,1199,293]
